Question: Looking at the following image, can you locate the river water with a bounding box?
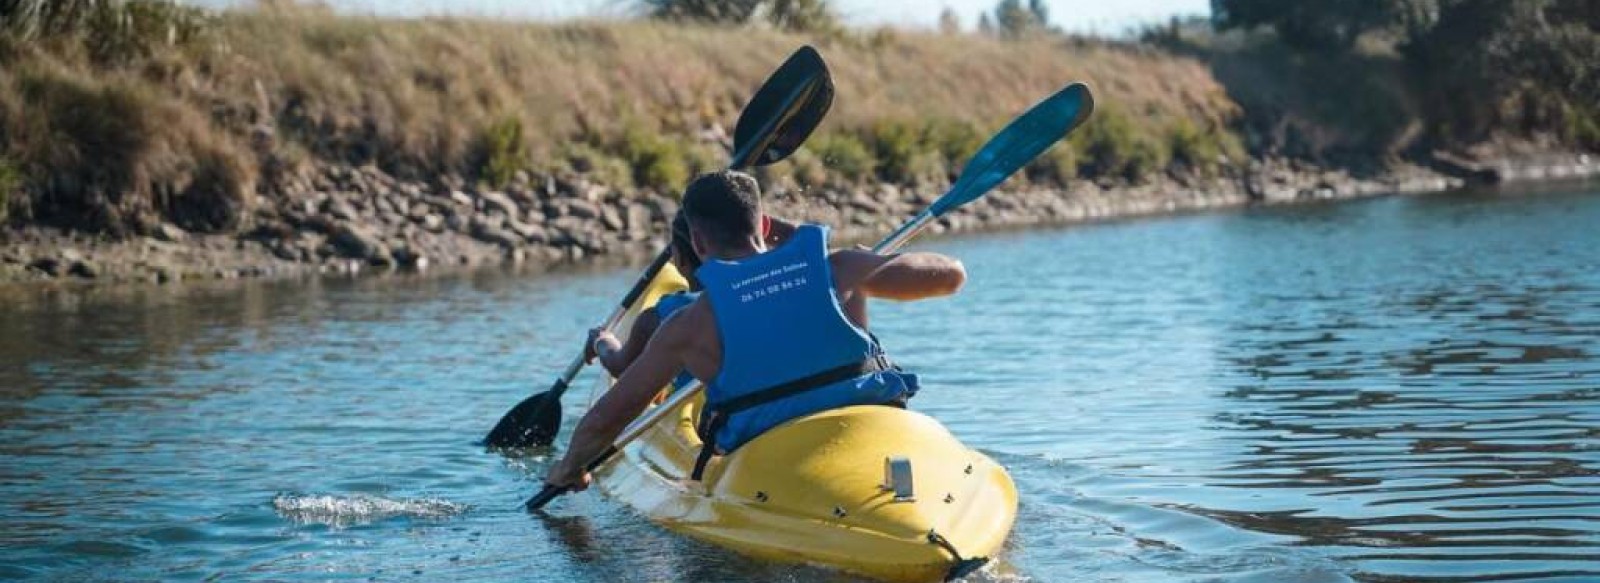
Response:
[3,185,1598,582]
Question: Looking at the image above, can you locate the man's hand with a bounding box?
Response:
[583,327,621,364]
[544,459,592,492]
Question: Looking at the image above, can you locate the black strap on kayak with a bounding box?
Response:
[691,353,896,481]
[928,529,990,581]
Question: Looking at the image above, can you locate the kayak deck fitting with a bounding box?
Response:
[589,266,1017,582]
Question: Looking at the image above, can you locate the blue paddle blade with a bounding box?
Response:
[930,82,1095,218]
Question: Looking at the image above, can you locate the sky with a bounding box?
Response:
[186,0,1211,36]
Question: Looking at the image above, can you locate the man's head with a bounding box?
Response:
[681,170,764,258]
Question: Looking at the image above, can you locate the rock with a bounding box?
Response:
[623,203,653,234]
[507,219,549,245]
[847,192,881,214]
[566,199,601,220]
[152,264,177,284]
[600,205,625,232]
[642,195,678,222]
[470,220,521,249]
[507,184,538,210]
[420,213,445,233]
[392,245,427,269]
[407,202,431,221]
[479,190,520,219]
[332,224,392,263]
[448,190,473,208]
[27,257,62,277]
[322,197,360,221]
[271,242,300,262]
[154,223,188,242]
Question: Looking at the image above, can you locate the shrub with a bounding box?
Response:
[479,116,528,189]
[1167,118,1243,175]
[781,147,829,188]
[0,0,213,64]
[922,118,984,172]
[548,141,634,189]
[4,67,253,235]
[1025,142,1077,186]
[1070,106,1168,182]
[807,132,874,182]
[0,155,18,223]
[615,121,689,192]
[641,0,840,33]
[862,119,925,183]
[1563,103,1600,151]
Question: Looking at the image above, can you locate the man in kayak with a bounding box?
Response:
[547,170,965,490]
[583,211,803,393]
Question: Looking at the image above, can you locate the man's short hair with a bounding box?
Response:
[681,170,761,248]
[670,211,700,272]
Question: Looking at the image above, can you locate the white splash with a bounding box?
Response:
[272,493,467,527]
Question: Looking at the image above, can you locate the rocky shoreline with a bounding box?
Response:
[3,153,1595,288]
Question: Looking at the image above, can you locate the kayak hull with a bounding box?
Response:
[592,266,1017,582]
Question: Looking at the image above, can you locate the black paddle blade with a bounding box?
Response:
[731,45,834,168]
[483,389,563,449]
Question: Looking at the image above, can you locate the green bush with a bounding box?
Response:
[1025,142,1077,186]
[1069,107,1168,182]
[862,119,920,183]
[1563,103,1600,151]
[781,147,829,188]
[808,132,874,181]
[549,141,634,189]
[922,118,984,172]
[479,116,528,189]
[615,121,689,192]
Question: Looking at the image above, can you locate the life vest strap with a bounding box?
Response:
[691,354,897,481]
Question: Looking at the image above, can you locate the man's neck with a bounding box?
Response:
[706,238,765,261]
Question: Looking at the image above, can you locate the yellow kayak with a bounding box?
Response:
[591,265,1017,582]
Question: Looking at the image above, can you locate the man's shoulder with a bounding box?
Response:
[656,296,715,347]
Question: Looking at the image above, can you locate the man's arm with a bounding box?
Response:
[764,215,800,247]
[547,319,688,489]
[831,249,966,302]
[588,309,661,377]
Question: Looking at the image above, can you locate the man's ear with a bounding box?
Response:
[690,228,709,259]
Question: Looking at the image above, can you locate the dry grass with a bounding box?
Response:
[1,5,1246,235]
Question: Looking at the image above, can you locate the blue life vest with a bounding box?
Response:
[695,224,917,458]
[653,291,699,391]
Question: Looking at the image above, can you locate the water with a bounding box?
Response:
[3,186,1598,582]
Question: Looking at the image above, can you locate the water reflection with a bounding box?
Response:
[1201,197,1600,581]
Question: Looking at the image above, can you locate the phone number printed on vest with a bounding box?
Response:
[729,261,811,304]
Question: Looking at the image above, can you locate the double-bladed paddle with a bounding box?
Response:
[483,45,836,449]
[525,82,1097,511]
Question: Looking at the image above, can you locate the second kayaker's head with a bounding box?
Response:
[669,210,702,290]
[682,170,770,262]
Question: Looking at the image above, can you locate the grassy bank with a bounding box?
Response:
[0,2,1245,237]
